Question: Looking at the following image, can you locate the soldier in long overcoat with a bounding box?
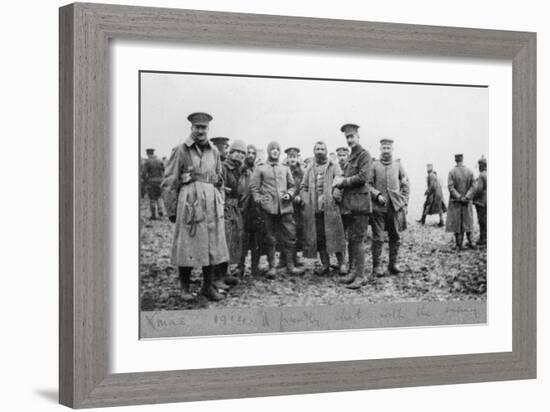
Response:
[215,139,247,288]
[332,123,372,289]
[446,154,475,249]
[418,163,446,226]
[249,141,304,277]
[300,141,346,276]
[369,139,410,277]
[162,112,229,301]
[466,155,487,246]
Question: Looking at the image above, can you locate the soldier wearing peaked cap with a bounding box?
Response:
[214,139,249,289]
[335,146,349,171]
[142,148,165,220]
[446,154,475,249]
[210,136,230,162]
[465,155,487,246]
[418,163,447,226]
[369,139,410,277]
[332,122,372,289]
[279,146,305,268]
[162,112,228,302]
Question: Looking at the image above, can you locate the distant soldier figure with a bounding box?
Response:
[238,144,265,277]
[162,112,228,302]
[369,139,410,277]
[250,141,304,278]
[446,154,475,249]
[280,147,305,267]
[466,155,487,246]
[216,140,248,288]
[332,123,372,289]
[418,163,446,226]
[300,141,347,276]
[210,136,230,162]
[142,148,165,220]
[336,146,349,171]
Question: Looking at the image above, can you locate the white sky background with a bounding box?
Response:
[140,72,488,215]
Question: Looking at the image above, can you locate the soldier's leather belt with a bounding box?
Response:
[192,172,217,185]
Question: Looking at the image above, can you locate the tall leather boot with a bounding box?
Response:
[347,241,354,272]
[178,267,194,301]
[250,246,261,277]
[285,248,304,276]
[336,252,348,276]
[417,214,426,225]
[388,242,404,274]
[276,249,286,269]
[346,242,366,289]
[266,246,277,279]
[315,250,330,276]
[340,241,359,284]
[465,232,476,249]
[213,263,230,291]
[201,266,224,302]
[456,233,464,250]
[149,200,157,220]
[438,214,445,227]
[372,240,385,277]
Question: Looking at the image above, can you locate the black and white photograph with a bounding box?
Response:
[139,70,488,337]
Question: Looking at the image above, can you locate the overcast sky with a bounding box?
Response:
[140,72,488,215]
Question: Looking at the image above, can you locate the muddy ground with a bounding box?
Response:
[140,201,486,311]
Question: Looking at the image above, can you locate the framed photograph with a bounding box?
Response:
[59,2,536,408]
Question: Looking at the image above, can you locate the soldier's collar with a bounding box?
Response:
[184,136,213,149]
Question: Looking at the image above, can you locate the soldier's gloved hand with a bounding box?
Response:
[169,215,176,223]
[293,195,304,206]
[377,194,387,205]
[282,193,291,202]
[332,176,345,188]
[181,172,194,185]
[332,189,343,203]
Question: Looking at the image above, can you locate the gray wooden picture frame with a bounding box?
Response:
[59,2,536,408]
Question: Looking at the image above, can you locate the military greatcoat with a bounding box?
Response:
[445,164,474,233]
[162,137,229,267]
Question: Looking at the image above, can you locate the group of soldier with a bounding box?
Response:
[140,111,487,302]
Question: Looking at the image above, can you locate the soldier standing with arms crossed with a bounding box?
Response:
[332,123,372,289]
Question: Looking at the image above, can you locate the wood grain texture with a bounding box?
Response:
[59,2,537,408]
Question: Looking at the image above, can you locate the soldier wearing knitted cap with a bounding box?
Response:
[332,122,372,289]
[465,155,487,246]
[369,139,410,277]
[161,111,228,302]
[210,136,230,162]
[446,154,475,249]
[250,141,304,277]
[215,139,248,288]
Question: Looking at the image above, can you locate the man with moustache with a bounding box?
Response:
[215,140,248,288]
[369,139,410,277]
[332,123,372,289]
[446,154,475,249]
[162,112,228,302]
[238,144,265,277]
[250,141,304,278]
[300,141,347,276]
